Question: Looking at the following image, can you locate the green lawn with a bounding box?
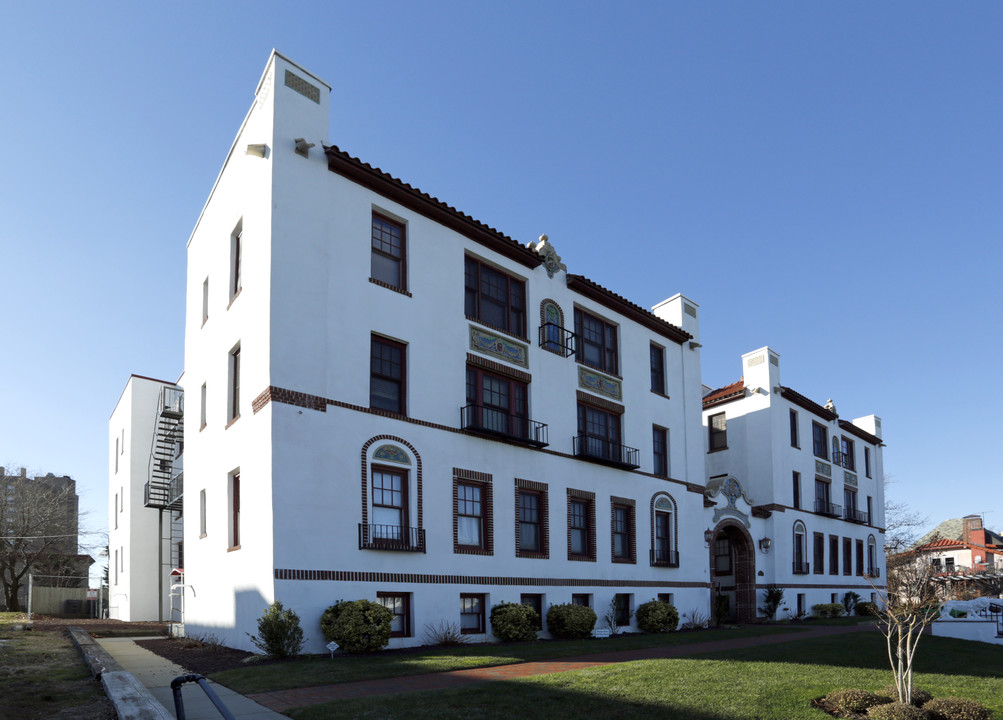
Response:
[284,632,1003,720]
[213,626,800,693]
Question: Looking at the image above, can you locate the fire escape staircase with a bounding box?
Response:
[145,387,184,511]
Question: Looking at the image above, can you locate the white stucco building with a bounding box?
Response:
[108,375,184,621]
[701,347,886,618]
[111,52,888,649]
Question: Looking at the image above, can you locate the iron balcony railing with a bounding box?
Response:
[460,405,549,447]
[844,508,869,524]
[538,323,576,357]
[169,473,183,505]
[792,560,810,575]
[358,524,426,553]
[573,434,641,470]
[814,499,843,518]
[832,450,855,471]
[650,548,680,568]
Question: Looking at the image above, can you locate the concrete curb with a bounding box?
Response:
[67,627,174,720]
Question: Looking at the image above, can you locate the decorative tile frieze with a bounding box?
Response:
[469,325,529,368]
[815,460,832,478]
[844,471,858,488]
[374,444,411,465]
[577,366,622,401]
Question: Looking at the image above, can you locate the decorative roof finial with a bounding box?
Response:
[824,398,837,414]
[533,234,566,278]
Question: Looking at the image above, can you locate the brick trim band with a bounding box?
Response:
[466,353,532,383]
[274,568,710,589]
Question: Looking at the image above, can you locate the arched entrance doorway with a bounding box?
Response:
[709,520,756,623]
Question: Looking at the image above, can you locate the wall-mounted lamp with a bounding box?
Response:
[758,537,772,554]
[704,529,715,546]
[295,137,315,158]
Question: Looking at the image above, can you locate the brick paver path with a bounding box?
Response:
[248,624,876,712]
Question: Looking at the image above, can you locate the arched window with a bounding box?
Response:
[793,521,808,574]
[650,493,677,567]
[360,438,423,552]
[540,300,568,356]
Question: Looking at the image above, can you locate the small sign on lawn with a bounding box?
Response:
[326,641,339,658]
[593,628,611,639]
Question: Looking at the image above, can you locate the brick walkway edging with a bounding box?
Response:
[248,624,877,712]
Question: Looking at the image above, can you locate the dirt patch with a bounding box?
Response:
[28,616,169,636]
[135,637,272,675]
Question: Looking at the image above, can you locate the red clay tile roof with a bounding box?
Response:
[703,379,745,408]
[565,275,691,345]
[919,538,966,550]
[838,419,882,447]
[779,385,838,421]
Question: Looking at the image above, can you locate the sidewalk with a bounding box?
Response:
[248,623,877,713]
[97,637,286,719]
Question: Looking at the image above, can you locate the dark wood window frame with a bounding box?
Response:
[652,425,668,477]
[856,539,865,576]
[371,465,408,541]
[229,472,240,550]
[520,593,544,631]
[574,307,619,375]
[455,480,486,552]
[453,470,494,556]
[515,480,549,559]
[229,346,241,422]
[650,343,666,394]
[714,536,732,574]
[812,422,828,460]
[813,532,825,575]
[371,213,407,292]
[460,593,486,634]
[377,592,411,637]
[231,228,242,300]
[792,471,801,509]
[841,436,856,471]
[465,255,526,338]
[790,409,799,448]
[571,593,591,608]
[843,537,853,575]
[567,490,596,562]
[864,447,872,478]
[465,365,528,436]
[611,498,636,564]
[829,534,839,575]
[708,412,727,452]
[370,335,406,415]
[613,593,631,627]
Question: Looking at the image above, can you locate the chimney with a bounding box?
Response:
[962,515,985,546]
[20,468,26,478]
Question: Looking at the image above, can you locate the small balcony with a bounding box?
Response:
[650,549,680,568]
[169,473,183,506]
[538,323,576,357]
[832,450,855,471]
[460,405,548,448]
[573,434,641,470]
[792,560,810,575]
[159,386,184,419]
[844,508,869,524]
[814,499,843,518]
[358,524,426,553]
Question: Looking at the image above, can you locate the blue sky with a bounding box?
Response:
[2,2,1001,576]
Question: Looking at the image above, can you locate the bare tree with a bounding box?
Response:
[0,469,80,611]
[874,552,940,705]
[883,476,929,554]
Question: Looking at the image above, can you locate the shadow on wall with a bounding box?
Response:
[185,588,268,653]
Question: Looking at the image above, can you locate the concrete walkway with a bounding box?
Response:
[248,623,877,713]
[97,637,286,719]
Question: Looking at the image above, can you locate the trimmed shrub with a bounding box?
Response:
[823,689,893,714]
[248,601,304,658]
[490,602,539,642]
[320,599,392,654]
[857,601,879,616]
[546,603,597,639]
[923,698,992,720]
[867,702,933,720]
[812,603,846,618]
[883,686,933,707]
[635,600,679,633]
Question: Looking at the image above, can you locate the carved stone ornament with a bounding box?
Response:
[705,475,755,509]
[533,234,566,279]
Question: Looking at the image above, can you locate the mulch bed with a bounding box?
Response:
[135,637,275,675]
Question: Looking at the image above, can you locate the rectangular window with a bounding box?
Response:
[652,426,668,477]
[812,422,828,459]
[867,496,873,525]
[465,366,527,439]
[856,539,864,576]
[611,501,635,563]
[614,593,631,627]
[378,592,410,637]
[574,308,618,374]
[813,532,824,574]
[372,467,407,540]
[650,343,665,394]
[864,447,872,478]
[657,592,674,606]
[229,472,240,549]
[576,402,623,462]
[790,409,799,448]
[571,593,591,607]
[114,493,118,529]
[815,478,831,513]
[230,225,242,300]
[792,471,801,509]
[202,277,209,324]
[797,593,805,616]
[520,593,543,631]
[465,256,526,336]
[567,494,595,561]
[228,346,240,422]
[114,549,118,585]
[460,593,485,634]
[843,538,852,575]
[715,536,732,574]
[371,213,406,291]
[844,488,858,519]
[200,383,207,429]
[945,557,955,570]
[831,592,838,603]
[708,413,727,452]
[456,482,484,549]
[829,535,839,574]
[114,439,119,473]
[841,437,855,471]
[199,489,207,538]
[370,336,406,414]
[654,509,673,565]
[517,490,542,554]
